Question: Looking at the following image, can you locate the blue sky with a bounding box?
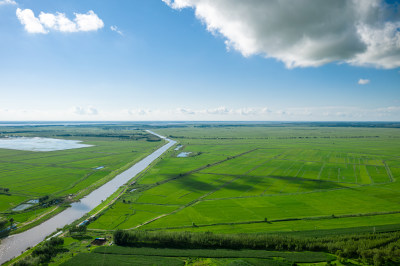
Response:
[0,0,399,121]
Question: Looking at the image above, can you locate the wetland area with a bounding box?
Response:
[0,128,175,263]
[0,122,400,265]
[0,137,92,152]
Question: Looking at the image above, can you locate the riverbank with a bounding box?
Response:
[0,132,176,264]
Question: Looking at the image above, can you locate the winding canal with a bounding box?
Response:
[0,131,176,264]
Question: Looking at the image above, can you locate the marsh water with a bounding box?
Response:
[0,137,92,152]
[177,152,192,157]
[0,131,176,263]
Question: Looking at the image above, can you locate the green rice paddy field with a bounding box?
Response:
[0,125,162,226]
[88,126,400,234]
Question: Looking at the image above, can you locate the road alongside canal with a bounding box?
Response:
[0,131,176,264]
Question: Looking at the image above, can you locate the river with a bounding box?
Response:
[0,131,175,264]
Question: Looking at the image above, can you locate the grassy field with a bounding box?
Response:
[61,253,186,266]
[4,123,400,265]
[61,245,333,266]
[61,252,299,266]
[0,124,163,229]
[87,125,400,234]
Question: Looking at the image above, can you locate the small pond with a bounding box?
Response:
[174,145,183,151]
[0,132,177,264]
[12,199,40,211]
[177,152,192,158]
[0,137,93,152]
[12,204,33,212]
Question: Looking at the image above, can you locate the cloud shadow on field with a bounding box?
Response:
[171,174,237,192]
[265,175,350,191]
[150,172,352,197]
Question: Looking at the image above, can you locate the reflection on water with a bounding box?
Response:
[0,133,176,263]
[12,200,40,211]
[177,152,192,157]
[0,137,92,152]
[11,204,32,212]
[174,145,183,151]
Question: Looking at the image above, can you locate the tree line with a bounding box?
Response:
[114,230,400,265]
[15,237,64,265]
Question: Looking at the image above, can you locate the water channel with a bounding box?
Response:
[0,131,176,264]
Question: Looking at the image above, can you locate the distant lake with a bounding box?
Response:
[0,137,93,152]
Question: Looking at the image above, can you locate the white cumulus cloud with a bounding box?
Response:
[128,109,152,116]
[358,79,370,85]
[163,0,400,69]
[16,8,104,34]
[177,108,195,115]
[39,12,77,32]
[2,105,399,121]
[71,106,99,116]
[236,107,271,116]
[16,8,47,34]
[110,25,123,36]
[74,10,104,31]
[206,106,231,115]
[0,0,16,5]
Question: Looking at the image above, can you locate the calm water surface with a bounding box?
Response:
[0,131,175,264]
[0,137,92,152]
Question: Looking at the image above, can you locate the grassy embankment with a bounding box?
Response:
[6,123,400,265]
[0,125,164,234]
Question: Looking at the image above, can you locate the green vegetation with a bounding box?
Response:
[112,230,399,264]
[4,122,400,265]
[96,245,333,262]
[61,253,185,266]
[0,124,163,232]
[15,237,65,265]
[87,125,400,234]
[92,245,333,264]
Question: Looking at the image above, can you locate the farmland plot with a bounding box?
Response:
[85,126,400,234]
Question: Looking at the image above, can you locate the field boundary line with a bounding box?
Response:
[131,174,243,230]
[383,161,394,182]
[18,206,59,228]
[365,165,374,184]
[199,173,358,185]
[133,202,182,207]
[64,137,171,233]
[0,191,34,198]
[56,170,97,196]
[72,140,166,200]
[130,149,260,230]
[143,210,400,231]
[139,148,259,192]
[202,186,353,201]
[295,164,304,178]
[272,158,386,167]
[89,138,172,215]
[283,160,297,177]
[353,164,357,184]
[317,163,325,180]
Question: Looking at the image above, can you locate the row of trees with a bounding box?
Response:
[55,133,161,142]
[0,218,14,237]
[0,187,10,194]
[167,135,379,140]
[15,237,64,265]
[114,230,400,265]
[0,218,8,229]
